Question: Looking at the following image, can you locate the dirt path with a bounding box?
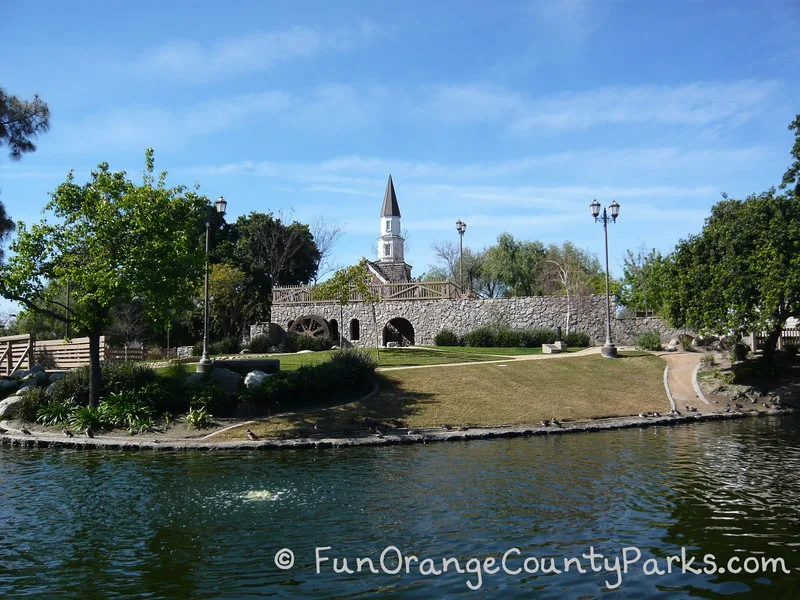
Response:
[657,351,713,413]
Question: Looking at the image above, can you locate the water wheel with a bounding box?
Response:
[288,314,330,337]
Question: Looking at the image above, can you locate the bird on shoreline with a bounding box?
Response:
[540,420,550,427]
[246,429,259,441]
[440,424,453,431]
[652,412,661,418]
[407,429,418,435]
[551,418,562,428]
[638,413,648,418]
[21,426,31,435]
[61,427,74,438]
[85,427,94,438]
[0,426,7,434]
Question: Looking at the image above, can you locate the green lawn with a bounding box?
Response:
[217,351,668,440]
[422,345,587,356]
[264,348,502,370]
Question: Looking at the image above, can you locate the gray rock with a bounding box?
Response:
[0,394,25,418]
[0,379,19,393]
[48,372,66,383]
[184,373,204,388]
[244,370,271,389]
[296,350,314,354]
[209,367,242,396]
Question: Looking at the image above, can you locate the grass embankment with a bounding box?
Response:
[217,351,668,440]
[246,348,508,370]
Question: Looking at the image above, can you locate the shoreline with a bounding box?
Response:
[1,408,795,452]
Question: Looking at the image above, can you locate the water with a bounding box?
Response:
[1,416,799,598]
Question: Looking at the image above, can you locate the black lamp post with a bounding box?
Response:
[590,199,620,358]
[198,195,228,373]
[455,219,467,291]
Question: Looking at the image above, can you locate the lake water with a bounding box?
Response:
[1,415,799,598]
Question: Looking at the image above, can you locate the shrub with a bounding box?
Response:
[102,362,157,395]
[732,364,760,384]
[635,330,662,351]
[49,367,90,405]
[784,344,799,358]
[186,406,212,429]
[283,332,333,353]
[700,353,716,367]
[565,331,590,347]
[70,406,107,432]
[678,334,695,350]
[188,383,227,416]
[17,387,49,422]
[37,399,76,426]
[99,391,154,432]
[192,341,203,357]
[461,326,498,347]
[209,336,242,355]
[729,342,749,363]
[248,335,273,354]
[434,329,461,346]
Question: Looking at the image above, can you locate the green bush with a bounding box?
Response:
[70,406,107,432]
[565,331,590,347]
[678,334,695,350]
[634,330,662,351]
[37,399,76,426]
[461,326,497,347]
[102,362,157,395]
[188,383,228,416]
[209,336,242,355]
[732,364,759,384]
[248,335,273,354]
[49,367,90,405]
[186,406,212,429]
[17,386,49,422]
[99,391,154,433]
[700,353,716,367]
[283,332,333,352]
[461,325,558,348]
[729,342,749,363]
[434,329,461,346]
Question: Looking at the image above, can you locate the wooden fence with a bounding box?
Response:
[273,281,464,305]
[0,334,146,376]
[751,328,800,351]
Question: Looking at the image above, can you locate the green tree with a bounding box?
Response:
[0,150,207,405]
[0,88,51,260]
[620,246,670,315]
[312,259,380,355]
[663,190,800,363]
[483,233,547,297]
[780,113,800,195]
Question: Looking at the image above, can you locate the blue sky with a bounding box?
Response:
[3,0,799,305]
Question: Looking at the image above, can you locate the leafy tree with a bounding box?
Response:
[780,113,800,195]
[208,262,253,339]
[0,88,51,260]
[663,190,800,363]
[0,88,50,161]
[483,233,547,297]
[543,242,603,334]
[313,259,380,355]
[620,246,670,315]
[0,150,207,405]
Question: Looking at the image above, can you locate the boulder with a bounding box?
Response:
[0,378,20,394]
[666,339,679,352]
[209,367,243,396]
[48,372,66,383]
[184,373,204,388]
[244,370,271,389]
[0,394,25,419]
[20,371,50,388]
[12,364,45,381]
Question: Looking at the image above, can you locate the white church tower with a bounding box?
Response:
[367,174,412,283]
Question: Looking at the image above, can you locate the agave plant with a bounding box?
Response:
[70,406,106,432]
[185,406,212,429]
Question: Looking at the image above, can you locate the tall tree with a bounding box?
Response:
[0,88,50,161]
[543,242,603,334]
[780,113,800,195]
[0,88,51,259]
[620,246,669,316]
[310,216,343,284]
[0,150,206,405]
[483,233,547,297]
[663,190,800,363]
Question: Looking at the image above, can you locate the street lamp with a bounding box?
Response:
[455,219,467,292]
[590,199,620,358]
[198,195,228,373]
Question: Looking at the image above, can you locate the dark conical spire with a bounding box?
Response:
[381,174,401,217]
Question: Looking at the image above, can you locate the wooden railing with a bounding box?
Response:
[272,281,465,305]
[0,334,147,376]
[752,328,800,351]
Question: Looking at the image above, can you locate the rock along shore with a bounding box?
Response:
[1,409,795,452]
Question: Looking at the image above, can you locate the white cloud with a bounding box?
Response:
[132,23,382,83]
[425,80,781,132]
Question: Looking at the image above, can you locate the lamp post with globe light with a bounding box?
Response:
[590,199,620,358]
[198,196,228,373]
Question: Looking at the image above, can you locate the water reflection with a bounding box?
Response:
[0,415,798,598]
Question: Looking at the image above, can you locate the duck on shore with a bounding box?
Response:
[246,429,259,441]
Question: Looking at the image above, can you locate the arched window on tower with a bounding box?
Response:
[350,319,360,341]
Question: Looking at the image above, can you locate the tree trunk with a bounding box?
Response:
[761,325,783,365]
[88,327,102,407]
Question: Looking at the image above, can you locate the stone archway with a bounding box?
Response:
[383,317,415,347]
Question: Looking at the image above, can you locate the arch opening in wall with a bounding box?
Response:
[329,319,339,342]
[350,319,360,341]
[287,320,294,330]
[383,317,415,347]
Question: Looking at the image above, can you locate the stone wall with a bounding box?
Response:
[254,295,691,348]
